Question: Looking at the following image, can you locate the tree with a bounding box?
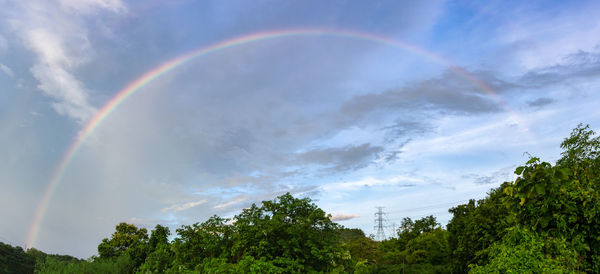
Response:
[138,224,173,273]
[138,243,173,273]
[394,215,441,254]
[502,124,600,271]
[171,215,233,269]
[403,228,449,266]
[340,228,381,270]
[36,254,132,274]
[98,223,148,259]
[373,216,450,273]
[0,242,35,273]
[447,184,510,273]
[557,123,600,167]
[148,224,170,251]
[97,222,148,271]
[231,193,345,272]
[167,193,346,272]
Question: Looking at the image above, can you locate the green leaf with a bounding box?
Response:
[503,186,513,196]
[557,168,572,180]
[540,216,550,228]
[535,184,546,195]
[526,157,539,165]
[515,166,525,175]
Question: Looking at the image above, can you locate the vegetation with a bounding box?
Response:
[2,124,599,273]
[0,242,79,274]
[1,242,36,274]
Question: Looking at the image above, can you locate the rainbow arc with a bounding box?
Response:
[26,28,528,249]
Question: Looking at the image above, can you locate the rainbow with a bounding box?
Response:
[25,28,523,249]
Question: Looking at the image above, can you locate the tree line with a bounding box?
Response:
[2,124,599,273]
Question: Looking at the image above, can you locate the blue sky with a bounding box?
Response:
[1,0,600,257]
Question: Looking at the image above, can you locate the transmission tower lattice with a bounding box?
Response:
[374,207,388,241]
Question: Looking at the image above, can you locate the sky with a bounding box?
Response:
[1,0,600,258]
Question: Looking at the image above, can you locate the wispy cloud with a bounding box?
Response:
[463,165,517,186]
[59,0,126,14]
[294,143,384,173]
[520,49,600,88]
[330,213,360,221]
[162,199,207,213]
[527,97,554,108]
[321,176,421,192]
[0,64,14,78]
[338,69,518,123]
[3,0,126,122]
[214,197,247,210]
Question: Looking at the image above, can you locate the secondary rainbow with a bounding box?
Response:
[26,28,523,249]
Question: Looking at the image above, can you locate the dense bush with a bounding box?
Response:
[469,227,581,273]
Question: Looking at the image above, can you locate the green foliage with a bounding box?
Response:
[502,125,600,271]
[0,242,82,274]
[370,216,450,273]
[557,123,600,167]
[98,223,148,258]
[138,243,173,273]
[234,256,291,273]
[36,254,133,274]
[0,242,36,273]
[340,228,380,268]
[446,185,510,272]
[395,215,439,250]
[193,257,235,273]
[148,225,170,251]
[402,228,449,265]
[164,193,346,272]
[469,227,581,273]
[97,222,150,271]
[171,215,233,269]
[137,224,174,272]
[230,193,344,272]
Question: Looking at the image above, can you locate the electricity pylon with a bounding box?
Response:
[374,206,388,241]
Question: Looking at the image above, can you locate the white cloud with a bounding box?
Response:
[23,25,94,122]
[498,2,600,70]
[321,176,422,192]
[59,0,126,14]
[162,199,207,213]
[0,63,14,77]
[329,213,360,221]
[214,197,247,210]
[4,0,126,122]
